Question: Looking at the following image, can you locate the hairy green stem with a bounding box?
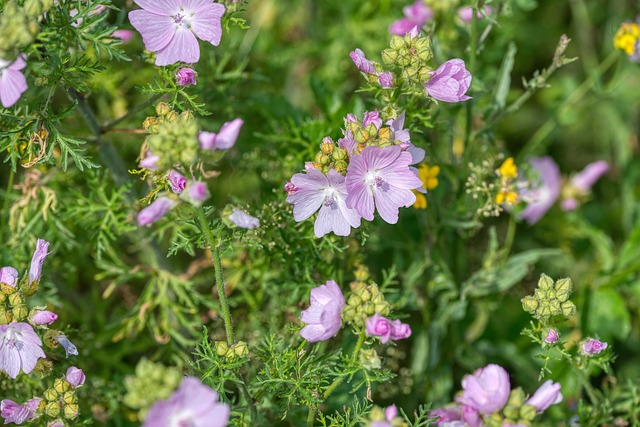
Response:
[196,208,235,345]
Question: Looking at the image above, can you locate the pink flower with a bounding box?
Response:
[386,112,425,164]
[0,55,28,108]
[139,151,160,170]
[0,266,19,288]
[458,6,492,23]
[350,48,376,75]
[389,0,433,36]
[168,170,187,194]
[581,338,608,355]
[300,280,345,342]
[112,29,134,43]
[144,377,230,427]
[526,380,563,413]
[184,181,210,204]
[65,366,86,388]
[1,398,41,425]
[30,310,58,325]
[431,405,480,427]
[378,72,394,88]
[286,168,361,238]
[0,322,46,379]
[29,238,50,286]
[457,364,510,414]
[138,197,177,226]
[228,209,260,229]
[199,118,244,150]
[560,160,609,211]
[544,328,559,344]
[176,67,197,85]
[345,145,423,224]
[424,59,472,103]
[365,314,412,344]
[370,404,399,427]
[129,0,226,66]
[520,157,561,224]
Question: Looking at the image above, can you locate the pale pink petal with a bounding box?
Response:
[133,0,179,14]
[288,189,325,221]
[1,70,28,108]
[129,10,175,52]
[374,186,416,224]
[190,2,226,45]
[155,28,200,65]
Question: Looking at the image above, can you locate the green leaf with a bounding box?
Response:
[586,287,631,341]
[494,42,517,109]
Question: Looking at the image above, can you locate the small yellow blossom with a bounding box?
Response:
[412,163,440,209]
[413,193,427,209]
[497,157,518,180]
[496,190,519,205]
[614,22,640,56]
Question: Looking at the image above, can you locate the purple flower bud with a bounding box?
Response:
[31,310,58,325]
[48,420,66,427]
[362,111,382,129]
[345,113,358,123]
[581,338,608,355]
[29,239,50,286]
[0,266,19,288]
[300,280,345,342]
[389,1,432,35]
[572,161,609,192]
[457,364,510,414]
[176,67,197,86]
[520,156,561,224]
[228,209,260,229]
[365,314,412,343]
[137,197,177,226]
[390,320,412,340]
[544,328,559,344]
[112,29,133,43]
[182,182,210,206]
[198,131,217,150]
[425,59,472,103]
[349,48,376,74]
[526,380,563,413]
[55,334,78,358]
[65,366,86,388]
[378,72,394,88]
[139,151,160,170]
[168,170,187,194]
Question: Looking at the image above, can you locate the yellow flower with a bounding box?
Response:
[418,163,440,190]
[413,192,427,209]
[497,157,518,180]
[496,190,519,205]
[614,22,640,56]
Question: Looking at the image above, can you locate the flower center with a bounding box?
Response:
[323,187,336,207]
[365,171,385,189]
[172,9,193,28]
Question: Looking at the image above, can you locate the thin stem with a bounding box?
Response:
[101,92,164,132]
[463,1,479,154]
[196,207,235,345]
[575,361,599,404]
[1,168,16,239]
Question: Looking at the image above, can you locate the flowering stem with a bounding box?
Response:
[1,167,15,238]
[196,207,235,345]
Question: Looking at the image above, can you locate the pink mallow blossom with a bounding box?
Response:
[129,0,226,66]
[112,29,134,43]
[139,151,160,170]
[199,118,244,150]
[286,168,361,238]
[544,328,559,344]
[300,280,345,342]
[370,405,399,427]
[520,156,561,224]
[581,338,608,355]
[526,380,563,413]
[378,72,394,88]
[143,376,230,427]
[431,405,481,427]
[176,67,197,86]
[138,197,177,226]
[458,6,493,23]
[457,363,510,414]
[29,238,50,286]
[424,59,472,103]
[345,145,423,224]
[0,266,19,288]
[350,48,376,75]
[389,0,433,36]
[0,55,28,108]
[30,310,58,325]
[365,314,412,344]
[1,398,41,425]
[183,181,210,205]
[0,322,46,379]
[65,366,86,388]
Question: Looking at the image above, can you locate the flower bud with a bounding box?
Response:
[175,67,197,86]
[538,273,554,290]
[8,292,23,307]
[543,328,559,344]
[561,301,576,318]
[155,102,171,116]
[581,338,608,355]
[548,299,561,315]
[331,146,347,161]
[215,341,228,357]
[390,35,405,50]
[46,402,61,417]
[30,309,58,325]
[234,341,249,358]
[44,388,59,401]
[520,404,537,420]
[521,296,538,314]
[54,378,71,393]
[12,304,28,321]
[65,366,85,388]
[381,48,398,65]
[0,307,11,324]
[63,403,79,419]
[320,137,334,155]
[363,301,376,316]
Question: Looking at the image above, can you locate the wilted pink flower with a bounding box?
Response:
[0,266,19,288]
[228,209,259,229]
[378,72,394,88]
[520,157,561,224]
[365,314,412,344]
[1,398,41,425]
[199,118,244,150]
[561,160,609,211]
[581,338,608,355]
[30,310,58,325]
[129,0,226,66]
[54,334,78,358]
[457,364,510,414]
[112,29,134,43]
[350,48,376,75]
[176,67,197,86]
[184,181,210,204]
[138,197,177,226]
[425,59,472,103]
[139,151,160,170]
[286,168,362,238]
[458,6,492,23]
[389,0,433,35]
[144,377,230,427]
[0,322,46,378]
[526,380,563,413]
[29,238,50,286]
[300,280,345,342]
[0,55,28,108]
[168,170,187,194]
[345,145,423,224]
[544,328,559,344]
[65,366,86,388]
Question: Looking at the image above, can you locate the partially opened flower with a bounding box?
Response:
[300,280,345,342]
[183,181,210,206]
[520,157,561,224]
[286,168,361,238]
[560,160,609,211]
[365,314,412,344]
[199,118,244,150]
[0,322,47,378]
[228,209,260,229]
[168,170,187,194]
[30,310,58,325]
[129,0,226,66]
[378,72,394,88]
[581,338,608,355]
[138,197,177,226]
[65,366,86,388]
[526,380,563,413]
[424,59,472,103]
[29,238,50,286]
[350,48,376,75]
[345,145,423,224]
[389,0,433,36]
[431,405,480,426]
[457,364,510,414]
[143,376,230,427]
[0,266,19,288]
[0,54,28,108]
[176,67,197,86]
[0,398,41,425]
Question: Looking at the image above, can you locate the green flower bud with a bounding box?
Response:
[360,288,372,302]
[538,273,554,290]
[348,294,362,307]
[521,296,538,314]
[314,152,329,165]
[485,413,503,427]
[390,35,405,50]
[155,102,171,117]
[44,388,59,401]
[333,160,348,174]
[215,341,229,357]
[63,403,79,419]
[359,349,382,371]
[508,387,526,407]
[537,301,551,318]
[234,341,249,358]
[520,404,537,421]
[34,359,53,373]
[363,301,375,316]
[561,301,576,318]
[331,147,347,161]
[354,127,368,144]
[534,288,547,300]
[554,278,572,302]
[548,299,561,315]
[8,293,23,306]
[55,378,71,394]
[12,304,28,321]
[46,402,61,418]
[503,405,519,420]
[321,139,334,155]
[381,49,398,65]
[1,283,16,295]
[63,391,77,405]
[546,289,556,299]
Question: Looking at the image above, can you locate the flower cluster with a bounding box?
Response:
[286,111,424,237]
[521,273,576,322]
[432,364,563,426]
[614,19,640,61]
[136,102,245,226]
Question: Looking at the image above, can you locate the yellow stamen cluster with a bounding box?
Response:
[614,22,640,56]
[412,164,440,209]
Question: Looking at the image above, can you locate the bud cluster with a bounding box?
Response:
[381,31,433,88]
[142,103,198,170]
[485,388,536,427]
[521,274,576,321]
[123,359,183,421]
[0,0,53,58]
[342,267,391,328]
[214,340,249,360]
[311,136,349,174]
[40,377,79,420]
